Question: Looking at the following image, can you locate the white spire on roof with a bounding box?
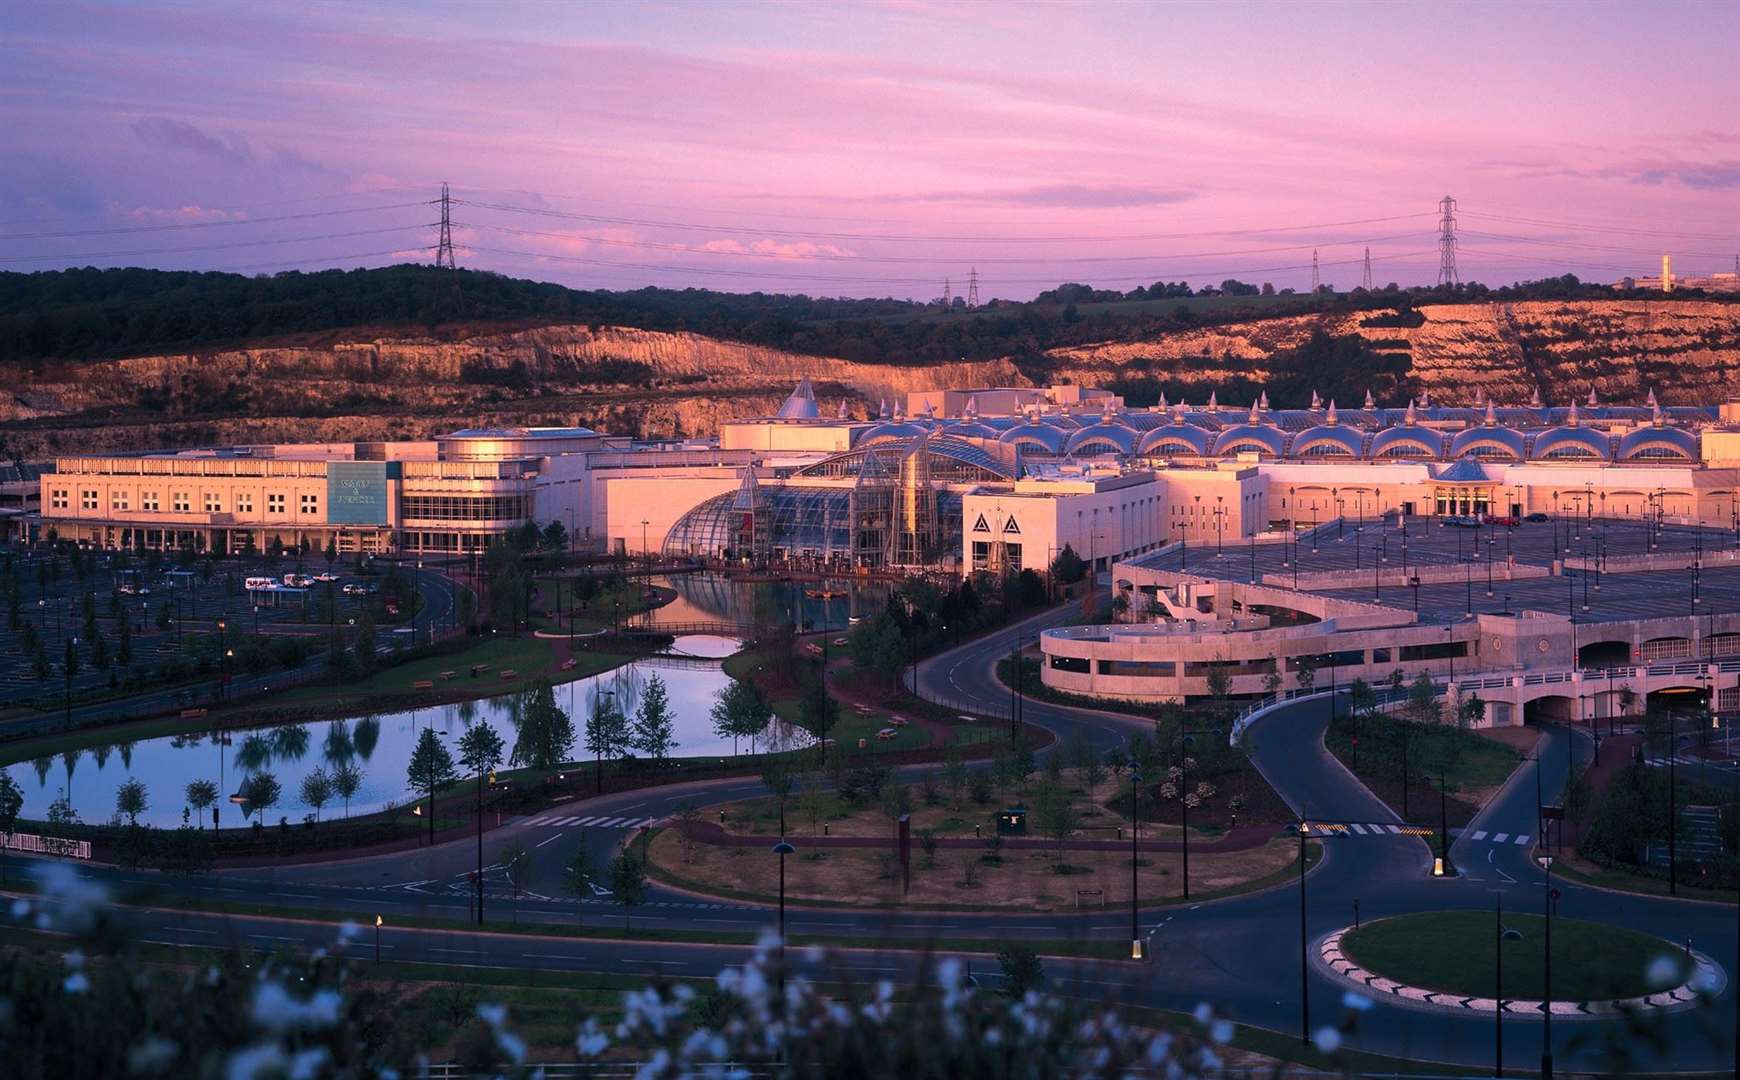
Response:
[1587,386,1599,407]
[1485,400,1498,426]
[1404,398,1417,425]
[1529,386,1543,408]
[1157,391,1168,409]
[1475,388,1486,406]
[1325,399,1339,425]
[1566,400,1581,426]
[878,397,891,420]
[1363,389,1375,409]
[1310,390,1322,410]
[1207,390,1219,410]
[774,378,820,419]
[964,395,978,419]
[1419,387,1430,407]
[837,399,849,419]
[893,399,907,421]
[1259,390,1270,409]
[1652,398,1665,425]
[1647,387,1659,408]
[1248,400,1261,423]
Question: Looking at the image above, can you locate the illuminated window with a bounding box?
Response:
[172,492,190,512]
[300,494,318,515]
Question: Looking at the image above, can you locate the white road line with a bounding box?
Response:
[1472,830,1488,841]
[1514,834,1531,845]
[1349,823,1367,835]
[577,816,607,827]
[526,816,553,826]
[1386,825,1402,834]
[597,817,627,828]
[536,833,565,848]
[1493,832,1509,843]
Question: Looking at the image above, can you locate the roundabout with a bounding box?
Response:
[1321,912,1722,1017]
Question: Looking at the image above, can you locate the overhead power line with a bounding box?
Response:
[0,224,435,265]
[454,220,1425,266]
[453,198,1434,245]
[0,201,432,242]
[1461,209,1740,245]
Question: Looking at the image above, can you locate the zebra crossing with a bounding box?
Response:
[1305,822,1436,838]
[521,813,666,830]
[1462,829,1534,848]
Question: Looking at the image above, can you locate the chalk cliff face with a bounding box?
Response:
[1044,300,1740,404]
[3,300,1736,458]
[0,325,1026,456]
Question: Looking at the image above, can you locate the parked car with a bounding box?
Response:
[1524,512,1550,523]
[1443,514,1482,527]
[342,583,366,596]
[1482,514,1519,527]
[313,571,340,583]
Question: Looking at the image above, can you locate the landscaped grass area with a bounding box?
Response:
[1340,911,1689,1002]
[1324,712,1525,826]
[272,635,630,708]
[648,774,1306,911]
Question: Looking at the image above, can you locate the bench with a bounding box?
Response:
[1074,889,1105,910]
[439,670,456,681]
[876,728,898,741]
[179,707,207,719]
[499,669,517,679]
[412,680,434,690]
[560,658,577,671]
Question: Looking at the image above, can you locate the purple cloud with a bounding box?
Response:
[131,117,254,166]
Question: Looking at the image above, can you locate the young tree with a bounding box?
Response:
[114,778,148,828]
[760,758,794,833]
[940,747,969,811]
[797,771,829,835]
[631,673,676,764]
[1033,781,1078,871]
[1405,671,1440,727]
[494,841,531,924]
[1292,654,1317,695]
[240,772,280,826]
[458,719,506,830]
[1049,544,1086,586]
[997,944,1046,996]
[710,679,772,756]
[562,845,594,925]
[609,850,648,931]
[0,773,21,883]
[584,688,629,793]
[116,615,132,667]
[332,762,363,819]
[797,676,839,762]
[878,781,912,844]
[406,728,457,846]
[514,680,576,773]
[185,778,218,831]
[299,767,333,827]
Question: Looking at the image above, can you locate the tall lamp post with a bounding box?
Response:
[1129,767,1144,960]
[1296,819,1310,1045]
[1541,853,1555,1080]
[773,838,796,996]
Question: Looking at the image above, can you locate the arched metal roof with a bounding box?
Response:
[942,421,1003,441]
[1064,423,1138,456]
[793,435,1014,481]
[997,422,1068,454]
[856,421,933,447]
[1529,427,1612,461]
[1368,426,1447,460]
[1288,424,1364,458]
[1448,425,1527,461]
[1616,425,1698,462]
[1210,423,1287,458]
[1135,423,1214,456]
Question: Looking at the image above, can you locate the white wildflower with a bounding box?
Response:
[1191,1002,1213,1025]
[1341,990,1374,1012]
[63,972,90,994]
[250,983,341,1031]
[225,1043,288,1080]
[1312,1025,1343,1054]
[1210,1019,1233,1045]
[576,1018,610,1057]
[1646,955,1681,989]
[126,1036,178,1073]
[287,1048,329,1080]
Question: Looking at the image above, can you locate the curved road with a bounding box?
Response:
[25,598,1740,1074]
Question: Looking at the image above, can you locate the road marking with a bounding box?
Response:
[536,834,565,849]
[1349,823,1367,835]
[1472,830,1488,841]
[1493,832,1509,843]
[1386,825,1402,834]
[428,947,486,954]
[1514,834,1531,845]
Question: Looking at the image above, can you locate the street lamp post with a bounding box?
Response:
[1541,853,1555,1080]
[1130,767,1143,960]
[1296,820,1310,1045]
[374,914,382,962]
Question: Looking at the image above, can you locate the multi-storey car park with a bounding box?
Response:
[33,379,1740,725]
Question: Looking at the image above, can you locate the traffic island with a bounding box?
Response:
[1320,911,1721,1016]
[643,786,1314,911]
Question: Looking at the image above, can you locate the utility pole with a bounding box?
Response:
[965,267,980,309]
[1437,195,1459,286]
[1362,246,1374,291]
[435,181,457,269]
[941,277,951,307]
[1310,250,1320,293]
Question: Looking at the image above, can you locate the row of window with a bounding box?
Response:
[48,489,314,515]
[400,495,531,521]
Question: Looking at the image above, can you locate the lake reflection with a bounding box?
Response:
[3,636,807,829]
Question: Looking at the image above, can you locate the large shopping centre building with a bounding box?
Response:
[37,380,1740,722]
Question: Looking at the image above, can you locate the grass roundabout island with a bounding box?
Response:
[1339,911,1693,1003]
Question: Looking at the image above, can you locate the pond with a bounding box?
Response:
[3,636,808,830]
[644,573,891,634]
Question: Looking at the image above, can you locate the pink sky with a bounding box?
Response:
[3,1,1738,299]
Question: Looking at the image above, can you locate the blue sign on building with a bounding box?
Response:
[326,461,395,525]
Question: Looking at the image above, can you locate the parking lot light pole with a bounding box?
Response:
[1297,820,1310,1044]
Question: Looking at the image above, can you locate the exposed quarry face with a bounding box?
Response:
[3,300,1737,457]
[1045,299,1740,405]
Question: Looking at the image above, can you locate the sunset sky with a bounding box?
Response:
[4,0,1738,299]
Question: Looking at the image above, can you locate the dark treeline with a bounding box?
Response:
[1,264,1724,371]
